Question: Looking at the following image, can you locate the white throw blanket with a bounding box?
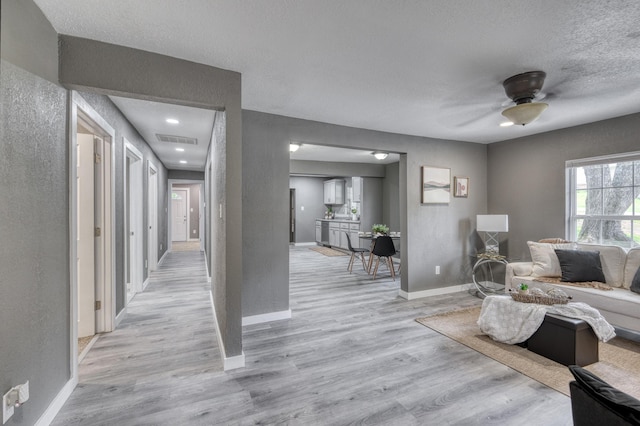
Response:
[477,296,616,344]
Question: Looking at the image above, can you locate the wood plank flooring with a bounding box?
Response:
[53,247,573,425]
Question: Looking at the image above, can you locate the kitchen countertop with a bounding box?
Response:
[316,218,360,223]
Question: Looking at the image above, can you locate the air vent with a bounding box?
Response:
[155,134,198,145]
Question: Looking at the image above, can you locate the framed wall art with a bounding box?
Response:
[454,176,469,198]
[421,166,450,204]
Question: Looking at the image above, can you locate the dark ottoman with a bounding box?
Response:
[527,313,599,366]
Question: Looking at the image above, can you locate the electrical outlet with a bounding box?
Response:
[4,381,29,424]
[3,388,15,424]
[435,265,440,275]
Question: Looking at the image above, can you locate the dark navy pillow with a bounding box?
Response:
[554,249,606,283]
[631,267,640,294]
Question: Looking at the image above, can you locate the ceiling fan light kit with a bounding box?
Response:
[501,102,548,126]
[372,151,389,160]
[501,70,549,126]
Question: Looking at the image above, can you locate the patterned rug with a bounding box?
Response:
[309,246,348,256]
[416,307,640,398]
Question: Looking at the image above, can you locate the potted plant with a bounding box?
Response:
[326,206,334,219]
[351,207,358,221]
[372,224,389,236]
[518,283,529,295]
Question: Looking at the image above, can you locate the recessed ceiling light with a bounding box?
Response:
[179,160,187,164]
[500,121,514,127]
[175,147,185,152]
[166,118,179,124]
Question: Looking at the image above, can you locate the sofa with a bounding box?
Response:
[506,241,640,338]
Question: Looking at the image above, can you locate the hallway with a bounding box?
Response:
[53,251,224,425]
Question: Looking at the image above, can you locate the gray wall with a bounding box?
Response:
[488,112,640,262]
[168,170,205,180]
[58,35,244,357]
[78,92,169,313]
[289,177,326,243]
[290,160,386,177]
[1,1,69,425]
[242,111,291,317]
[383,162,401,232]
[243,110,488,304]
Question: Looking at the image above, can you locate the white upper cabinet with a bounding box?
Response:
[352,177,362,202]
[323,179,345,204]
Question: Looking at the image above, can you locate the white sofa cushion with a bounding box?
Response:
[528,241,574,277]
[576,243,627,288]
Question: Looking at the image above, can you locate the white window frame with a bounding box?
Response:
[566,151,640,248]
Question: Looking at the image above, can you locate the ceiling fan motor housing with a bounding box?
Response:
[503,71,546,105]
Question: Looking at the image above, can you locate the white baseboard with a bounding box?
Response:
[35,377,77,426]
[294,242,317,247]
[209,292,245,371]
[142,277,150,291]
[115,307,127,327]
[242,309,292,326]
[399,283,474,300]
[158,251,168,265]
[223,353,246,370]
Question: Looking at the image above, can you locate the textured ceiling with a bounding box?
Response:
[36,0,640,166]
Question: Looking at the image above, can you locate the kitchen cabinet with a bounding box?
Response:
[315,220,322,243]
[329,222,341,247]
[349,223,360,249]
[339,223,350,249]
[352,177,362,202]
[323,179,345,205]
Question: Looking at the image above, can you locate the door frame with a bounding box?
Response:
[171,187,190,242]
[147,161,159,274]
[69,92,116,382]
[124,140,144,297]
[168,179,204,251]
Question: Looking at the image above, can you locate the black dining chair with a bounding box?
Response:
[344,232,369,273]
[370,236,397,280]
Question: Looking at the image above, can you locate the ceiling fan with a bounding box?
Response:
[501,70,549,126]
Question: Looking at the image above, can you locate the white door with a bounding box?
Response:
[125,141,143,301]
[77,133,96,338]
[148,163,158,273]
[172,189,188,241]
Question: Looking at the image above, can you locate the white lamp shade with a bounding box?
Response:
[501,102,548,126]
[477,215,509,232]
[289,143,300,152]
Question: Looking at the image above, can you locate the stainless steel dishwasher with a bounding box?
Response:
[321,221,330,246]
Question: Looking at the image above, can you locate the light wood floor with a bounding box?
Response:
[53,247,572,425]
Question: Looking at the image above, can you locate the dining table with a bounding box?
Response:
[358,232,401,273]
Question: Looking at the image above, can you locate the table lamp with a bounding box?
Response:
[477,214,509,255]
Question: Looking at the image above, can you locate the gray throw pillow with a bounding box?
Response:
[554,249,606,283]
[631,267,640,294]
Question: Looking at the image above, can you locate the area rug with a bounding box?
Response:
[416,307,640,398]
[171,241,201,252]
[309,246,348,256]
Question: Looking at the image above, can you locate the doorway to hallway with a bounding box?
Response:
[71,92,116,369]
[169,180,204,252]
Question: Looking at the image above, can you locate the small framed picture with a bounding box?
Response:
[454,176,469,198]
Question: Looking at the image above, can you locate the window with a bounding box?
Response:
[567,152,640,248]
